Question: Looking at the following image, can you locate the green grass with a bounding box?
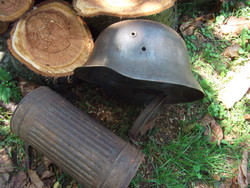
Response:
[132,127,241,187]
[0,68,21,104]
[0,1,249,187]
[131,1,249,187]
[0,107,25,169]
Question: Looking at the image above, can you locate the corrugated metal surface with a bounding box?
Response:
[11,86,144,188]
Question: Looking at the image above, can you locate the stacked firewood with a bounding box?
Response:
[0,0,177,83]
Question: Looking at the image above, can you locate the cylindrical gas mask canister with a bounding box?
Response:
[11,86,144,188]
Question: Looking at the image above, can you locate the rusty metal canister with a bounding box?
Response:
[11,86,144,188]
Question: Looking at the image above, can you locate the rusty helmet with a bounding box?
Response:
[75,20,204,103]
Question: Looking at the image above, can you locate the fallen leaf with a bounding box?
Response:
[180,22,197,36]
[28,170,44,188]
[180,16,206,36]
[194,182,211,188]
[219,176,238,188]
[237,150,248,187]
[18,79,39,97]
[53,181,62,188]
[0,176,6,188]
[41,170,54,180]
[223,44,241,58]
[2,172,10,181]
[220,16,250,35]
[6,171,28,188]
[213,174,221,181]
[218,63,250,108]
[224,134,236,143]
[200,114,223,144]
[0,149,14,173]
[244,114,250,121]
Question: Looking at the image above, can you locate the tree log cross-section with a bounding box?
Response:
[72,0,177,38]
[0,0,34,22]
[73,0,175,17]
[8,0,94,77]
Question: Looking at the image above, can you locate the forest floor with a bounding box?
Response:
[0,1,249,188]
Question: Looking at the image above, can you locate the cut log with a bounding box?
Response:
[73,0,177,38]
[73,0,175,17]
[8,0,94,78]
[0,0,34,22]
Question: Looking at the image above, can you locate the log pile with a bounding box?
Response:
[0,0,178,84]
[0,0,33,22]
[73,0,177,38]
[8,0,93,77]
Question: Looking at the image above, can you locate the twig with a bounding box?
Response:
[0,101,17,112]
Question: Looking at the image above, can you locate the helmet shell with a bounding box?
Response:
[75,20,204,103]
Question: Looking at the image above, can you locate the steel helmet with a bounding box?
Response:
[75,20,204,103]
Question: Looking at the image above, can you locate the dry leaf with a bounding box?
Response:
[194,182,212,188]
[6,171,28,188]
[180,18,204,36]
[28,170,44,188]
[180,14,215,36]
[0,149,14,173]
[2,172,10,181]
[41,170,54,180]
[180,22,197,36]
[0,176,6,188]
[200,114,223,144]
[220,16,250,35]
[53,181,62,188]
[18,79,39,97]
[237,150,248,187]
[213,174,221,181]
[219,176,238,188]
[244,114,250,121]
[219,63,250,108]
[223,44,241,58]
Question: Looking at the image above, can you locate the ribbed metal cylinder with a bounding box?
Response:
[11,86,144,188]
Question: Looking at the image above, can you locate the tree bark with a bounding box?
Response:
[7,0,94,79]
[0,0,34,22]
[0,22,9,36]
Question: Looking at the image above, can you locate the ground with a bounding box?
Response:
[0,0,250,188]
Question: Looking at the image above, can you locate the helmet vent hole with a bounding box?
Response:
[142,47,146,51]
[130,31,137,37]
